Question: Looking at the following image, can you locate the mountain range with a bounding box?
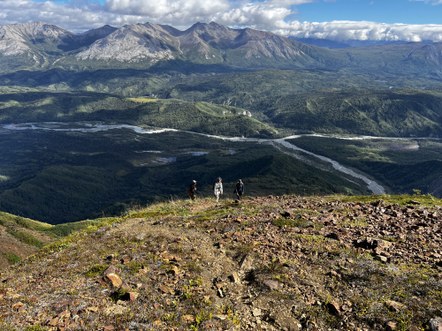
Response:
[0,21,325,69]
[1,21,442,77]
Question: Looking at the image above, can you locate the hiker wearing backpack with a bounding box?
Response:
[234,179,244,200]
[188,180,197,200]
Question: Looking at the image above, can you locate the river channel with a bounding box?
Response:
[2,122,387,194]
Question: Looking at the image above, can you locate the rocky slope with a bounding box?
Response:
[0,22,73,56]
[0,194,441,330]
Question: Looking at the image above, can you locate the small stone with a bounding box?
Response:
[326,300,341,316]
[385,300,406,312]
[159,284,174,294]
[252,308,262,317]
[263,279,283,290]
[103,265,120,277]
[12,302,24,311]
[386,321,398,330]
[375,255,389,263]
[374,239,393,254]
[168,265,180,276]
[429,317,442,331]
[104,304,129,316]
[228,272,241,284]
[105,273,123,288]
[129,292,139,301]
[239,254,254,271]
[181,314,195,323]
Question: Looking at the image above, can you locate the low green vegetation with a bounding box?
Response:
[6,228,44,248]
[2,253,21,264]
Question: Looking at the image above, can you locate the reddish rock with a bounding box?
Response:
[105,273,123,288]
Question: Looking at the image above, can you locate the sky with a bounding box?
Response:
[2,0,442,42]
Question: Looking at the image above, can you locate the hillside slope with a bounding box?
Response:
[0,212,54,269]
[0,195,440,330]
[0,212,109,269]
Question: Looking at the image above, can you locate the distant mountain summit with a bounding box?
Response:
[76,23,177,62]
[0,22,72,56]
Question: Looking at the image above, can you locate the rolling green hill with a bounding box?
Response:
[0,92,277,137]
[2,88,442,137]
[259,89,442,136]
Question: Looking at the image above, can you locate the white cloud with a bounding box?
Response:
[410,0,442,4]
[279,20,442,42]
[0,0,118,31]
[1,0,442,42]
[105,0,230,25]
[216,2,292,28]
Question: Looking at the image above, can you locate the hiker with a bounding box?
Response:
[234,179,244,200]
[213,177,223,202]
[188,180,197,200]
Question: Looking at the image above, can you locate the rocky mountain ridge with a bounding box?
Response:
[0,21,322,67]
[2,21,442,74]
[0,194,441,330]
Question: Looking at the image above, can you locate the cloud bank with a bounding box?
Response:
[1,0,442,42]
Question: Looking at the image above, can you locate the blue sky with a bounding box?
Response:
[3,0,442,41]
[298,0,442,24]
